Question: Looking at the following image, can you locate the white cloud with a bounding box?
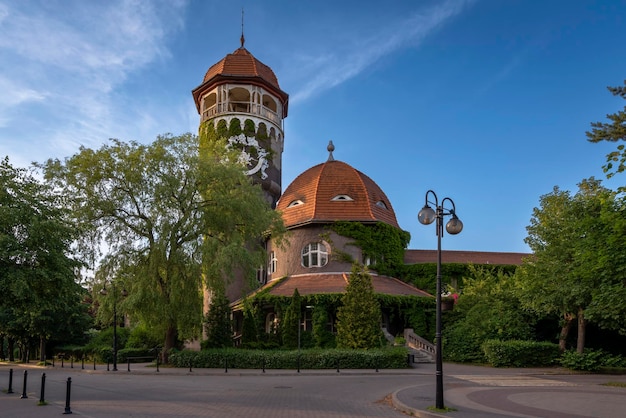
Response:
[0,0,188,161]
[290,0,473,103]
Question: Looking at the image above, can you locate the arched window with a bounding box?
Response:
[265,313,278,333]
[268,251,277,274]
[301,242,329,268]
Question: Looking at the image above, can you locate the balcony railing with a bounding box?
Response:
[202,101,280,125]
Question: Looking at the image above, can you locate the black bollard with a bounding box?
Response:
[7,368,14,394]
[70,357,73,369]
[336,359,340,373]
[93,357,96,371]
[224,357,228,373]
[107,359,110,371]
[39,373,46,404]
[297,355,300,373]
[61,357,64,368]
[262,357,265,373]
[127,358,131,372]
[189,359,192,373]
[156,356,159,373]
[81,356,84,370]
[63,377,72,414]
[20,370,28,399]
[52,356,55,367]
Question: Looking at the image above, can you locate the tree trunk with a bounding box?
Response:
[577,307,587,354]
[39,336,46,362]
[8,338,15,362]
[559,314,574,352]
[162,326,177,364]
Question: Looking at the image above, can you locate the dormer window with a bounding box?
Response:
[332,194,353,201]
[287,199,304,208]
[375,200,388,209]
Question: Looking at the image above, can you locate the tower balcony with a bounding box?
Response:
[202,102,281,126]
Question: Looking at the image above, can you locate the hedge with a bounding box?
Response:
[482,340,560,367]
[169,347,410,369]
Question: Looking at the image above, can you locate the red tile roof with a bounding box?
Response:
[404,249,529,265]
[276,160,400,228]
[203,47,281,89]
[192,47,289,115]
[263,273,432,297]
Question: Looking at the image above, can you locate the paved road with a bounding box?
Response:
[3,362,626,417]
[1,363,416,417]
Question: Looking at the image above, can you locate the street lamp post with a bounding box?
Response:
[417,190,463,410]
[100,282,127,372]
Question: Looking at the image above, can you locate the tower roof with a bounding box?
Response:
[276,146,400,229]
[202,47,281,90]
[192,46,289,115]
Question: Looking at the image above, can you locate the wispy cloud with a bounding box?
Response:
[0,0,188,163]
[289,0,474,104]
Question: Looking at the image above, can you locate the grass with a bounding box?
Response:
[602,381,626,388]
[427,405,458,413]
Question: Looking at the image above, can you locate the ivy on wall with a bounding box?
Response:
[328,221,410,277]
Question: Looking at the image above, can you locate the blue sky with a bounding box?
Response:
[1,0,625,253]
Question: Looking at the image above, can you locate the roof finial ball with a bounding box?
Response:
[327,140,335,161]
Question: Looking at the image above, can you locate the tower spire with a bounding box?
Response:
[240,8,245,48]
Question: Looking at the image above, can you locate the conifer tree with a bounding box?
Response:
[204,291,232,348]
[336,264,384,349]
[281,288,301,349]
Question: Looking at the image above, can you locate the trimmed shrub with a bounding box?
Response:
[560,349,626,371]
[482,340,560,367]
[169,347,409,369]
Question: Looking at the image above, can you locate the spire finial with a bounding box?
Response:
[327,140,335,161]
[240,8,245,48]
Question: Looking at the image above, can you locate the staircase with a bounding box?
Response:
[404,328,435,363]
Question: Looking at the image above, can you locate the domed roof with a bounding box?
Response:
[203,47,281,91]
[276,146,400,229]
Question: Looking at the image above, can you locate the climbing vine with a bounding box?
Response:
[327,221,410,276]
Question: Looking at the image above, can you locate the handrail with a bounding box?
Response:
[201,102,280,125]
[404,328,436,356]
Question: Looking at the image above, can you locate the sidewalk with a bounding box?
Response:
[393,363,626,418]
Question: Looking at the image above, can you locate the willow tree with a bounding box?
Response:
[41,133,284,361]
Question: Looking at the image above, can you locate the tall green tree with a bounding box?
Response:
[0,157,87,360]
[281,288,301,349]
[444,265,535,363]
[204,290,232,348]
[41,134,284,361]
[519,178,622,352]
[336,264,384,349]
[586,80,626,181]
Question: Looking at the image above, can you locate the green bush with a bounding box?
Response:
[117,348,157,363]
[443,325,486,363]
[482,340,560,367]
[169,347,410,369]
[53,345,87,360]
[81,327,132,362]
[126,323,161,350]
[560,349,626,371]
